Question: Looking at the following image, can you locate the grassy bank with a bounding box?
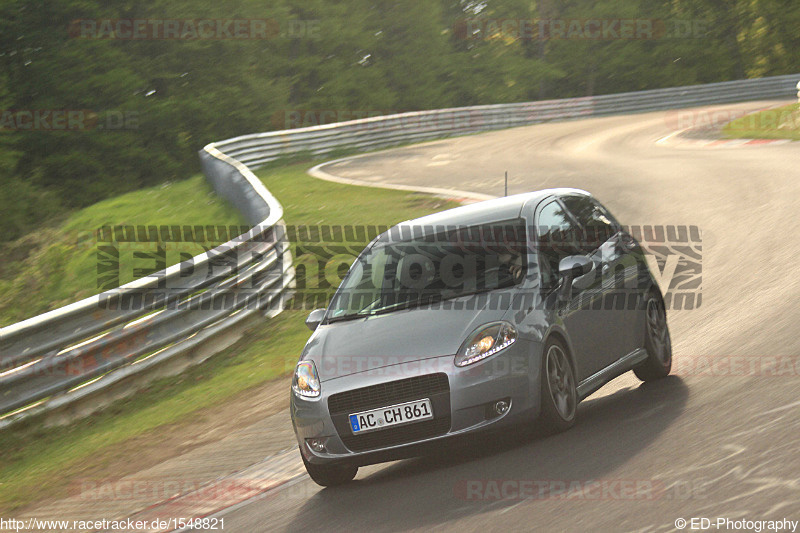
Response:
[722,103,800,140]
[0,176,247,326]
[0,162,459,511]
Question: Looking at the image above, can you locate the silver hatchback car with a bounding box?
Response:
[290,189,672,486]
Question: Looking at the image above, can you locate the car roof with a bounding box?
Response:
[394,188,591,229]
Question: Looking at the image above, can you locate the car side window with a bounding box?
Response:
[536,200,582,289]
[560,195,618,254]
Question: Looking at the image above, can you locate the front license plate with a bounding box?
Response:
[349,399,433,434]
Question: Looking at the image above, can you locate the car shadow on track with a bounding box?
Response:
[294,376,688,532]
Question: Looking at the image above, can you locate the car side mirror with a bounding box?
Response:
[558,255,593,279]
[558,255,594,301]
[305,308,327,331]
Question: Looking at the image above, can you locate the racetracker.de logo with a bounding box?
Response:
[73,478,267,502]
[672,355,800,377]
[664,107,800,132]
[454,478,707,501]
[0,110,138,131]
[453,18,707,41]
[456,479,661,500]
[68,19,321,40]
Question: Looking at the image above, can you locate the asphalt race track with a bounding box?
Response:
[220,101,800,532]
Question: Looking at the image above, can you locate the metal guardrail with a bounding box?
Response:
[0,146,294,426]
[0,73,796,426]
[214,74,799,168]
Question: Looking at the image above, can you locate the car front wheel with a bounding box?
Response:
[539,339,577,433]
[633,293,672,381]
[301,452,358,487]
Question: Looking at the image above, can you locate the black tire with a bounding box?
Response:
[539,338,578,433]
[633,292,672,381]
[301,452,358,487]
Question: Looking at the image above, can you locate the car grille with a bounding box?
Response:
[328,373,451,453]
[328,373,449,414]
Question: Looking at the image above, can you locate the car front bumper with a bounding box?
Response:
[290,339,543,466]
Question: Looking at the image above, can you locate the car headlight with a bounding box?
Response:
[292,360,321,398]
[455,322,517,367]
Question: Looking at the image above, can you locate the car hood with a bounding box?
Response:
[302,295,512,381]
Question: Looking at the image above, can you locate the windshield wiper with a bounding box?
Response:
[324,313,368,324]
[327,287,513,322]
[370,286,515,316]
[369,294,445,315]
[323,298,436,322]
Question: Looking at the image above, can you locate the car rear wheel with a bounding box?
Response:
[539,339,577,433]
[301,452,358,487]
[633,292,672,381]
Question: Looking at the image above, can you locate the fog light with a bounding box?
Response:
[307,438,326,453]
[494,400,509,415]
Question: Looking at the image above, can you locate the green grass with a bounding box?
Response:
[257,163,454,227]
[0,176,247,326]
[0,162,460,512]
[722,103,800,140]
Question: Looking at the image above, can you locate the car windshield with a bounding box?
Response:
[326,218,528,321]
